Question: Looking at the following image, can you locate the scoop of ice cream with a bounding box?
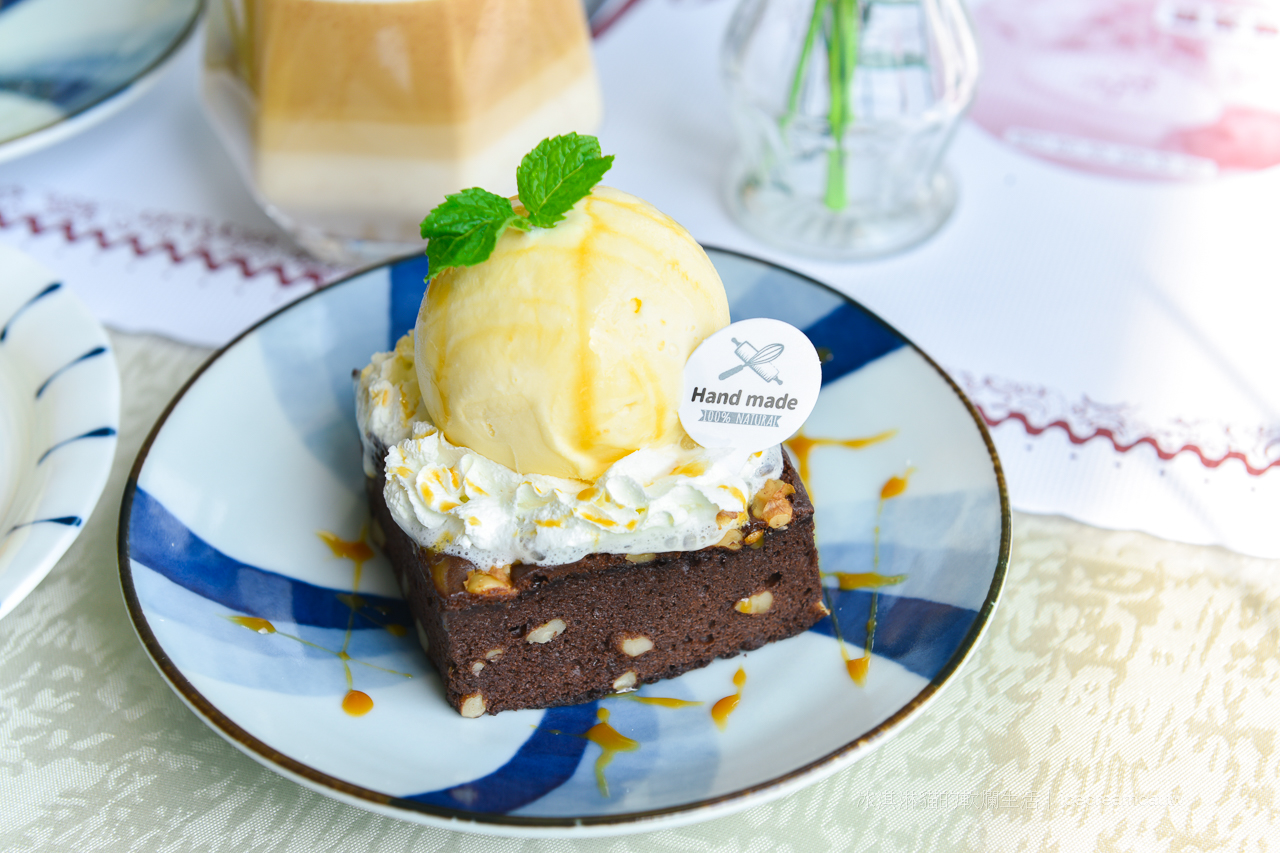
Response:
[414,185,729,481]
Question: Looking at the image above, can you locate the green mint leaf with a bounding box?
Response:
[419,187,529,274]
[516,133,615,228]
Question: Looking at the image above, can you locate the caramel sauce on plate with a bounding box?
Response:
[227,528,410,717]
[342,690,374,717]
[711,667,747,730]
[585,708,639,797]
[626,695,703,709]
[834,472,913,685]
[880,474,908,500]
[318,530,374,566]
[829,572,908,590]
[230,616,275,634]
[784,448,913,686]
[786,429,897,487]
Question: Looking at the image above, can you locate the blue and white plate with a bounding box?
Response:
[0,244,119,619]
[0,0,201,163]
[119,249,1010,837]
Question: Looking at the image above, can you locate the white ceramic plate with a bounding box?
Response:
[0,244,119,619]
[0,0,201,164]
[119,248,1010,837]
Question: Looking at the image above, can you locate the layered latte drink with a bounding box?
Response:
[203,0,603,261]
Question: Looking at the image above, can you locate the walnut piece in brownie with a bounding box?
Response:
[367,440,825,716]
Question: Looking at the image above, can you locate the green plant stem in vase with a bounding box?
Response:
[827,0,860,210]
[781,0,829,133]
[780,0,861,212]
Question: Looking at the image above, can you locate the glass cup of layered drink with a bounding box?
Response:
[202,0,603,264]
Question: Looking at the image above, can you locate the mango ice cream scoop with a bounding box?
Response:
[414,186,730,481]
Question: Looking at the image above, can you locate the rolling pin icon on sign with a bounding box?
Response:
[719,338,784,384]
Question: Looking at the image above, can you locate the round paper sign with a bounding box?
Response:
[679,318,821,454]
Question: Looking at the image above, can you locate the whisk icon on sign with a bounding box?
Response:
[719,338,785,384]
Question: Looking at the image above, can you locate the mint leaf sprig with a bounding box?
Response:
[419,133,614,276]
[418,188,530,272]
[517,134,615,227]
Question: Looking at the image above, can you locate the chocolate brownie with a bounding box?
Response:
[366,442,825,717]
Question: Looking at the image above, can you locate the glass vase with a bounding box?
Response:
[723,0,980,259]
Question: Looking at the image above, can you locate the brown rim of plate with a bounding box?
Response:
[116,244,1012,832]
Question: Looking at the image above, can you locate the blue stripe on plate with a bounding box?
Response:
[132,484,598,815]
[38,426,117,463]
[801,302,906,387]
[810,589,978,681]
[35,346,108,398]
[389,255,430,348]
[404,702,599,814]
[1,282,60,342]
[128,488,410,629]
[0,74,94,109]
[720,258,842,330]
[6,515,82,536]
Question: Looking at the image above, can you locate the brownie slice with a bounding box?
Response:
[366,442,825,716]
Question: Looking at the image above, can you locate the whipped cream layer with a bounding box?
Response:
[357,334,782,570]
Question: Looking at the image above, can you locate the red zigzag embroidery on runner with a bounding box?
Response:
[591,0,649,37]
[0,210,330,289]
[980,408,1280,477]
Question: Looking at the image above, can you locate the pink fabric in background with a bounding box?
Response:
[969,0,1280,180]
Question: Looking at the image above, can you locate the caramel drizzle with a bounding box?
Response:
[785,429,906,684]
[227,528,410,717]
[585,708,639,798]
[342,690,374,717]
[321,530,377,713]
[543,693,707,798]
[788,420,912,686]
[332,592,407,636]
[711,667,747,730]
[624,695,703,709]
[827,572,908,590]
[833,472,912,685]
[785,429,897,487]
[229,616,274,634]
